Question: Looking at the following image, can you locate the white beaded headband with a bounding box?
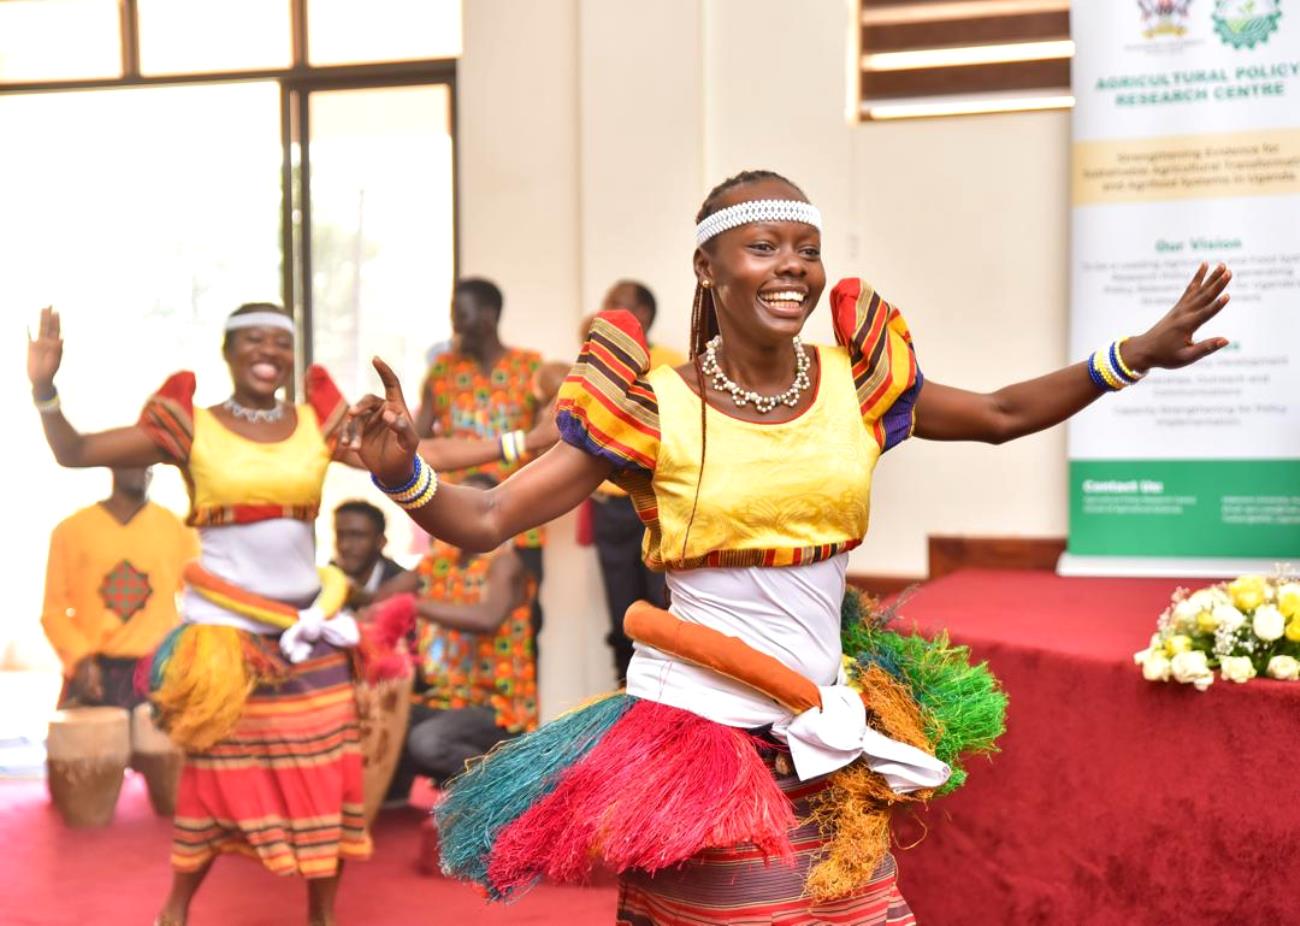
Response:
[225,311,295,334]
[695,199,823,246]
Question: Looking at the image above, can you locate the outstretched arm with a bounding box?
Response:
[914,263,1231,444]
[416,548,526,634]
[28,307,166,468]
[347,358,610,552]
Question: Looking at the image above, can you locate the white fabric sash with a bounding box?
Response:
[625,555,951,791]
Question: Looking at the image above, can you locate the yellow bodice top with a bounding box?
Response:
[555,278,924,571]
[138,366,347,526]
[186,406,332,525]
[645,349,877,568]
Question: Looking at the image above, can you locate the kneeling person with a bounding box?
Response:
[379,473,538,795]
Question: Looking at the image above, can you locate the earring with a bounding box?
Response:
[702,280,711,289]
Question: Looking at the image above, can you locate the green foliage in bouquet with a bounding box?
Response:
[840,586,1007,794]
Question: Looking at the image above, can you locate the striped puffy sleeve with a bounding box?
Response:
[556,309,660,474]
[830,278,923,453]
[305,364,347,445]
[137,371,196,464]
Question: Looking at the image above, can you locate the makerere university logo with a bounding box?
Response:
[1212,0,1282,48]
[1140,0,1193,38]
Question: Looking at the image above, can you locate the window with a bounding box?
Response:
[0,0,121,82]
[2,0,461,664]
[857,0,1073,120]
[136,0,293,75]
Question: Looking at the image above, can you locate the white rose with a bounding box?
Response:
[1212,603,1246,633]
[1170,650,1214,690]
[1133,633,1163,665]
[1219,655,1257,684]
[1171,599,1201,630]
[1253,604,1286,642]
[1266,655,1300,681]
[1188,589,1220,612]
[1141,652,1172,682]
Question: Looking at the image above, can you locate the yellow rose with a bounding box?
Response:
[1166,634,1193,655]
[1196,611,1220,633]
[1228,575,1268,612]
[1278,583,1300,620]
[1286,618,1300,643]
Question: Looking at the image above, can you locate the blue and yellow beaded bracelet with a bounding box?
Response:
[371,455,439,510]
[1088,338,1145,392]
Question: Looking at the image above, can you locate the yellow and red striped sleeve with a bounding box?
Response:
[305,364,347,446]
[830,278,923,453]
[555,309,659,475]
[137,370,196,464]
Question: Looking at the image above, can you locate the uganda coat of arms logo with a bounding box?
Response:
[1213,0,1282,48]
[1140,0,1193,38]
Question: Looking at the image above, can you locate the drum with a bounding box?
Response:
[130,703,184,817]
[46,706,131,828]
[356,674,415,823]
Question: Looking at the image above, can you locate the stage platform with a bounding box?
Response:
[893,568,1290,926]
[4,568,1289,924]
[0,774,617,925]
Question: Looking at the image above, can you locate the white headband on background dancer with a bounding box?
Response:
[225,311,295,334]
[695,199,823,246]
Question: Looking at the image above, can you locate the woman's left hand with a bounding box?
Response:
[1122,262,1232,372]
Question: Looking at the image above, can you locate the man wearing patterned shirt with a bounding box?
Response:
[374,473,538,799]
[42,466,197,708]
[413,278,551,639]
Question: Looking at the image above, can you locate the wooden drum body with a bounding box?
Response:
[46,706,130,828]
[356,674,415,823]
[130,703,184,817]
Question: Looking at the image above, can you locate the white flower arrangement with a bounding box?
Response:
[1135,571,1300,691]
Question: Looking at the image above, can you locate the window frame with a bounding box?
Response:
[0,0,460,377]
[856,0,1074,122]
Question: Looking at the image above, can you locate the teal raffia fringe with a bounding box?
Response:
[435,691,635,891]
[840,586,1007,794]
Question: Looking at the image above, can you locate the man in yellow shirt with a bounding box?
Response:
[587,281,684,682]
[42,466,198,708]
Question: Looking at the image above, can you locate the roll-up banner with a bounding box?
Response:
[1063,2,1300,576]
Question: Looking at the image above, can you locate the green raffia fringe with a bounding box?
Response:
[840,587,1007,794]
[435,691,634,895]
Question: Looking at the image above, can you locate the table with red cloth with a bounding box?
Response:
[892,568,1291,926]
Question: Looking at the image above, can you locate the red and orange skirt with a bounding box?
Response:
[168,640,371,878]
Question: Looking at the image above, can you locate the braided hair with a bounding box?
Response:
[681,170,807,559]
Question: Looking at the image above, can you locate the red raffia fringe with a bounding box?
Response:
[487,699,795,894]
[358,593,417,684]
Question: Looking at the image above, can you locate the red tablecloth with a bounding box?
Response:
[891,569,1293,926]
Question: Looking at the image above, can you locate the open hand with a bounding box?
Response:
[27,306,63,393]
[1125,263,1231,371]
[345,357,421,486]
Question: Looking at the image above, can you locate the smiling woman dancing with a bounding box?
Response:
[27,302,555,926]
[347,170,1232,924]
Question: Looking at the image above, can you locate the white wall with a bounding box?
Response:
[699,0,1071,576]
[453,0,1073,711]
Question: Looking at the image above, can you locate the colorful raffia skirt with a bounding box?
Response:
[436,693,908,916]
[616,767,915,926]
[436,590,1007,916]
[168,640,372,878]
